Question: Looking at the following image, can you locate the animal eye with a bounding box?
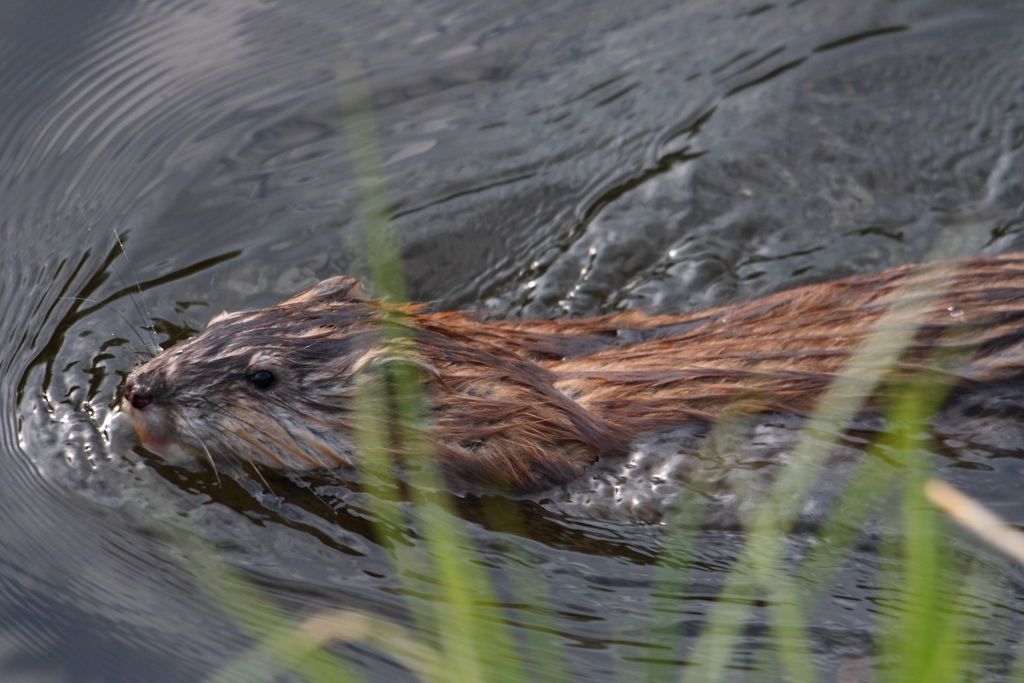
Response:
[248,369,276,389]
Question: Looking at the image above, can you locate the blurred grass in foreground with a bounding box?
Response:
[186,65,1024,682]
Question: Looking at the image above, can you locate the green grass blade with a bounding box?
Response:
[338,59,526,683]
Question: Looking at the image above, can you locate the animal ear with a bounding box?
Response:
[282,276,366,305]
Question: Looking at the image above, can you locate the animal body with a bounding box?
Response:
[122,254,1024,489]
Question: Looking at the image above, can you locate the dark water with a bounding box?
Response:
[8,0,1024,680]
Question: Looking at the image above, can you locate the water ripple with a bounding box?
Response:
[3,1,1024,680]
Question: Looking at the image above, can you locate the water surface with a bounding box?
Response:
[7,0,1024,680]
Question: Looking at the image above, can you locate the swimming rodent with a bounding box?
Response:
[121,254,1024,490]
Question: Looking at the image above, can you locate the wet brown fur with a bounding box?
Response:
[123,254,1024,489]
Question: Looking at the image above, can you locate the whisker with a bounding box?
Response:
[233,424,322,469]
[58,294,155,360]
[187,394,302,468]
[178,420,221,486]
[111,228,160,354]
[293,474,338,516]
[248,462,276,496]
[185,395,311,486]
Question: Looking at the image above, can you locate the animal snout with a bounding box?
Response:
[123,377,153,410]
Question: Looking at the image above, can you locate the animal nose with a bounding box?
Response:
[124,378,152,410]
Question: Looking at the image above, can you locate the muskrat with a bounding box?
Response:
[121,254,1024,490]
